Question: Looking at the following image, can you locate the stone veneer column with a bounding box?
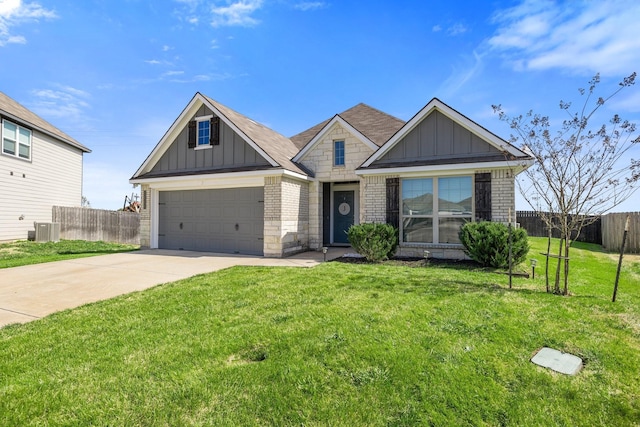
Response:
[263,176,283,257]
[361,175,397,223]
[139,184,151,248]
[490,168,516,223]
[280,177,309,255]
[263,176,310,257]
[307,181,322,249]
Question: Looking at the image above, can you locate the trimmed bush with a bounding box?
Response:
[459,221,529,268]
[347,223,398,262]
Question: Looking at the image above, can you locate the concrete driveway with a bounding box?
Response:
[0,247,350,328]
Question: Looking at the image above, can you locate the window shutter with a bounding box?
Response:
[188,120,196,148]
[386,178,399,229]
[474,173,492,221]
[210,116,220,146]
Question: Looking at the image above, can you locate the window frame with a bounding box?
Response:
[333,139,345,167]
[400,175,473,244]
[2,119,32,161]
[195,115,212,149]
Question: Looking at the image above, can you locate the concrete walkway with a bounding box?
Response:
[0,247,351,328]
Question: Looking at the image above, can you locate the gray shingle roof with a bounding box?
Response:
[0,91,90,153]
[290,103,405,149]
[201,94,306,176]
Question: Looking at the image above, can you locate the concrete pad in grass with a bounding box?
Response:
[531,347,583,375]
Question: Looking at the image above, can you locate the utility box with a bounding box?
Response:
[35,222,60,243]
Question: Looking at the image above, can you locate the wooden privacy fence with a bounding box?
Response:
[52,206,140,245]
[516,211,602,245]
[602,212,640,254]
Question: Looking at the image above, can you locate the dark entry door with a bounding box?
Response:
[333,190,354,244]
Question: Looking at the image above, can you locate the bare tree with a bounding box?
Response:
[493,73,640,295]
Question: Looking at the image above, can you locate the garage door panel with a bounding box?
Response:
[159,187,264,255]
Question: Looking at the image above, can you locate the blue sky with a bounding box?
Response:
[1,0,639,212]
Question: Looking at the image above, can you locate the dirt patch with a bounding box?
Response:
[0,247,21,256]
[606,253,640,263]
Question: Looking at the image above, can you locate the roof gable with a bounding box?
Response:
[290,103,405,151]
[132,93,306,179]
[0,91,90,153]
[361,98,531,169]
[292,114,379,163]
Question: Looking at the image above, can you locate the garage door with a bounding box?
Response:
[158,187,264,255]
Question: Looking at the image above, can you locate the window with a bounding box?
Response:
[188,115,220,148]
[197,120,210,146]
[401,176,472,244]
[2,119,31,160]
[334,140,345,166]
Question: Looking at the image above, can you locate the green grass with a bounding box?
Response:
[1,238,638,425]
[0,240,139,268]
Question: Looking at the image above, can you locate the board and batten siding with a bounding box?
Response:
[150,105,270,175]
[372,110,501,166]
[0,131,84,241]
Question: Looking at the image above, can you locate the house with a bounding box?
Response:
[0,91,91,242]
[130,93,533,258]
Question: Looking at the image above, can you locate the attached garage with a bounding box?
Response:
[158,187,264,255]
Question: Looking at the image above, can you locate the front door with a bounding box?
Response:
[333,190,354,244]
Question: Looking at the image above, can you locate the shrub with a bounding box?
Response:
[459,221,529,268]
[347,223,398,262]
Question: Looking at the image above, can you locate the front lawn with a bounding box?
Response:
[0,240,139,268]
[0,238,638,425]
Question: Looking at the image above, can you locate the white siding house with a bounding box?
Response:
[0,91,90,242]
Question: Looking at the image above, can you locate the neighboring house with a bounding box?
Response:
[0,91,91,242]
[130,93,533,258]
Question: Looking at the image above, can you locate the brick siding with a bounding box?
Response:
[263,176,309,257]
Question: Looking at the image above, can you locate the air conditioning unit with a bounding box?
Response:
[35,222,60,243]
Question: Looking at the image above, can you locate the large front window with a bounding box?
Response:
[401,176,472,244]
[2,119,31,160]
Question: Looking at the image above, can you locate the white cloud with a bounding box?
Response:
[432,22,468,37]
[168,72,232,83]
[29,84,91,122]
[447,23,467,36]
[175,0,263,28]
[163,70,185,77]
[0,0,57,46]
[0,0,20,16]
[438,50,485,98]
[210,0,263,27]
[293,2,327,11]
[488,0,640,76]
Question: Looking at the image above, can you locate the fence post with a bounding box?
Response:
[612,215,630,302]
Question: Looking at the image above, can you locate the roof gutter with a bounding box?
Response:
[130,168,311,187]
